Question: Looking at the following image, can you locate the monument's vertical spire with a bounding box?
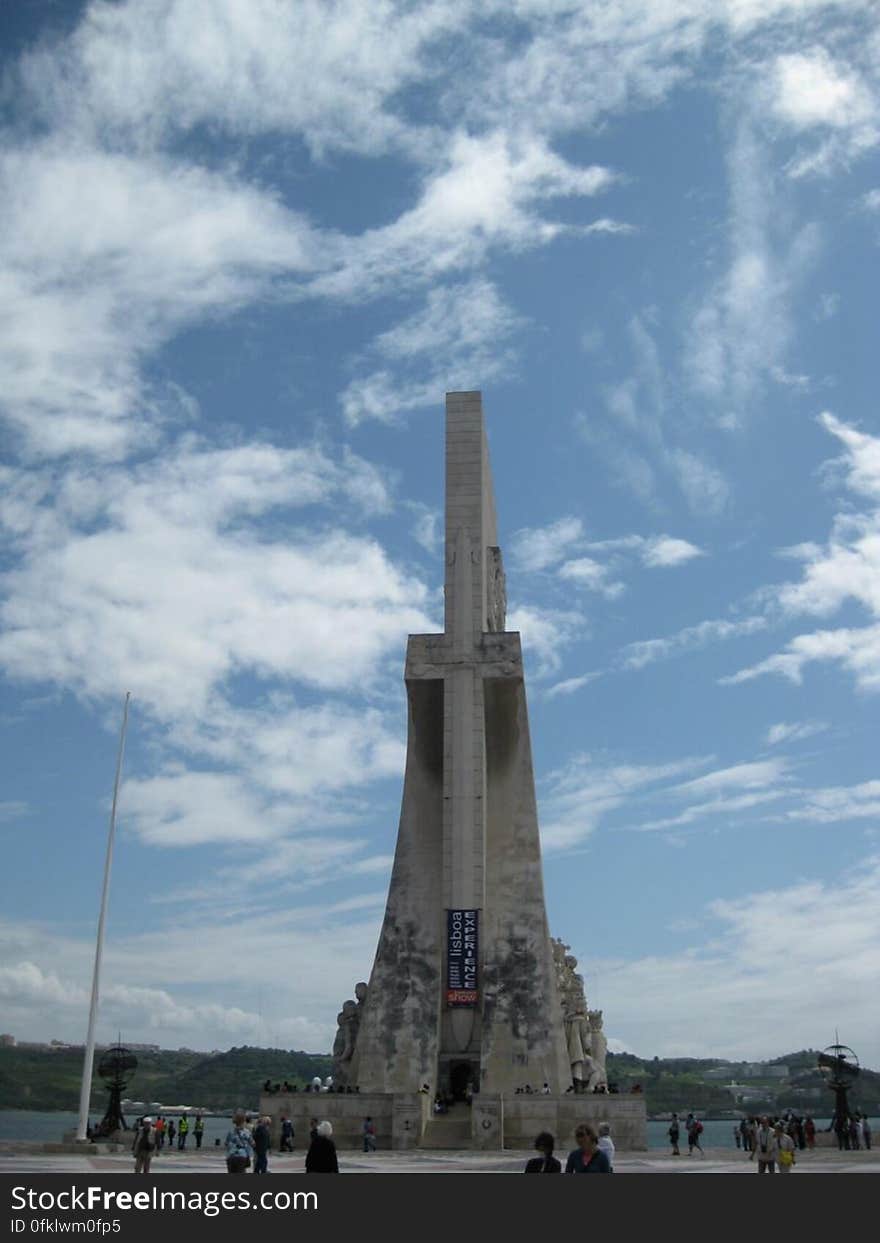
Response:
[346,390,570,1123]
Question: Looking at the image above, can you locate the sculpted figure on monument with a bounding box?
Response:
[330,982,369,1087]
[486,546,507,632]
[588,1009,608,1091]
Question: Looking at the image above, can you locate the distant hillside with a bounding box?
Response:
[2,1044,877,1115]
[607,1048,880,1116]
[0,1045,332,1113]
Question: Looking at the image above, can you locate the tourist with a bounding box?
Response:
[263,1079,273,1094]
[734,1125,741,1149]
[775,1121,796,1173]
[177,1114,189,1149]
[738,1118,749,1151]
[305,1120,339,1173]
[750,1116,777,1173]
[565,1123,612,1173]
[166,1119,175,1149]
[309,1118,319,1143]
[363,1116,377,1152]
[804,1116,816,1149]
[541,1082,551,1095]
[862,1117,872,1150]
[849,1116,861,1150]
[597,1121,615,1171]
[154,1116,165,1149]
[686,1115,704,1157]
[252,1115,271,1174]
[225,1110,254,1174]
[524,1131,561,1173]
[668,1113,681,1156]
[280,1115,294,1152]
[132,1116,158,1175]
[194,1114,204,1149]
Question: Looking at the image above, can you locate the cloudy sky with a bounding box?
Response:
[1,0,879,1070]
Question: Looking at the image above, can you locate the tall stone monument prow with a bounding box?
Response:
[349,392,569,1104]
[298,392,647,1152]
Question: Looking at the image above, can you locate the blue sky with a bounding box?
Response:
[1,0,879,1067]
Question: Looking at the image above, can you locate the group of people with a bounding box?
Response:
[524,1124,615,1173]
[262,1076,361,1095]
[829,1112,872,1150]
[130,1113,206,1172]
[225,1113,342,1173]
[667,1112,705,1156]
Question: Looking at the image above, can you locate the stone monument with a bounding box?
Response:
[263,393,646,1150]
[347,390,570,1101]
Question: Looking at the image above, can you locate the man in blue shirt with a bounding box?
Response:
[566,1123,612,1173]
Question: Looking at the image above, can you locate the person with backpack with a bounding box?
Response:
[225,1110,254,1174]
[132,1116,158,1174]
[687,1115,704,1157]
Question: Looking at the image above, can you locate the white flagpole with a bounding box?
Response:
[75,692,131,1143]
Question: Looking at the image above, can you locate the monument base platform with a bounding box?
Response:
[260,1092,647,1152]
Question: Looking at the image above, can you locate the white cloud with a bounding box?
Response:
[725,414,880,692]
[685,114,820,418]
[539,753,709,853]
[785,779,880,824]
[510,517,584,572]
[0,142,321,458]
[671,758,791,798]
[340,279,525,425]
[640,536,704,567]
[559,557,624,598]
[506,604,584,678]
[622,615,767,670]
[545,672,602,699]
[0,441,430,718]
[589,856,880,1063]
[765,720,828,746]
[771,50,875,131]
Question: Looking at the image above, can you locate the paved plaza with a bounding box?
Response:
[2,1146,878,1175]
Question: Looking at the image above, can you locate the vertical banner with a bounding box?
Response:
[446,909,479,1005]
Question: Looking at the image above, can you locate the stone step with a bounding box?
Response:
[419,1117,472,1149]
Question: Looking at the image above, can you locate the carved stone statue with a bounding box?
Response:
[550,939,595,1093]
[330,981,368,1087]
[486,546,507,632]
[588,1008,608,1091]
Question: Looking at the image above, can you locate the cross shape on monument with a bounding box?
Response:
[404,392,522,913]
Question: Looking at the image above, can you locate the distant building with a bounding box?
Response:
[739,1064,789,1080]
[0,1034,15,1047]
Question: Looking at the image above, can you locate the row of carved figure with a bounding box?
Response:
[331,940,608,1094]
[550,937,608,1093]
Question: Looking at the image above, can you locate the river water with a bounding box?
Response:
[2,1109,876,1150]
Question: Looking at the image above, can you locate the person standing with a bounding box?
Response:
[363,1116,377,1152]
[132,1116,158,1175]
[252,1116,271,1174]
[750,1116,777,1173]
[280,1115,294,1152]
[305,1120,339,1172]
[565,1123,612,1173]
[524,1132,561,1173]
[804,1116,816,1149]
[154,1116,165,1150]
[775,1121,796,1173]
[862,1117,872,1150]
[597,1122,615,1171]
[668,1113,681,1156]
[177,1114,189,1150]
[225,1110,254,1174]
[193,1114,205,1150]
[166,1119,176,1150]
[687,1115,704,1157]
